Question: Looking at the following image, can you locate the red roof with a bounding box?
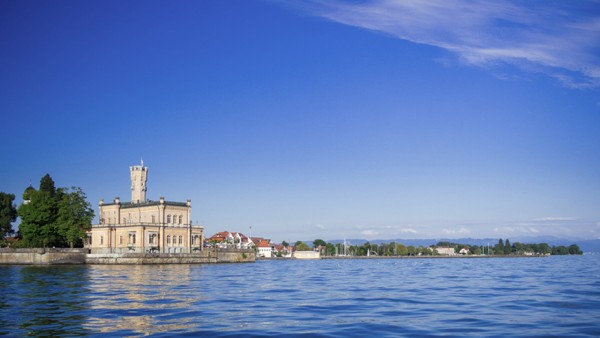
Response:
[257,240,271,248]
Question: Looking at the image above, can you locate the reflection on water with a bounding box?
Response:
[2,256,600,337]
[84,265,198,335]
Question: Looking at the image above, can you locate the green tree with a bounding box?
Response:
[325,243,336,256]
[39,174,56,197]
[18,189,58,247]
[313,239,326,249]
[538,243,551,255]
[495,239,504,255]
[568,244,583,255]
[282,240,289,247]
[0,192,17,238]
[17,174,94,248]
[295,240,310,251]
[552,245,569,255]
[56,187,95,248]
[295,242,310,251]
[396,243,408,256]
[504,239,511,255]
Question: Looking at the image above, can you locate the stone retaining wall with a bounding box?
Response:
[85,249,254,264]
[1,248,255,265]
[0,248,87,265]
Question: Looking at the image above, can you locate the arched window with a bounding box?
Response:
[167,215,171,224]
[179,215,183,224]
[179,236,183,245]
[167,235,171,245]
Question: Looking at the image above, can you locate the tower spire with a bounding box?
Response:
[130,160,148,203]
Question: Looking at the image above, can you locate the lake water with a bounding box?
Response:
[1,255,600,337]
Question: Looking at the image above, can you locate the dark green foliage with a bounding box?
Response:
[18,189,58,247]
[0,192,17,238]
[495,238,504,255]
[295,242,310,251]
[39,174,56,196]
[324,243,336,256]
[504,239,511,255]
[56,187,94,248]
[552,245,569,255]
[568,244,583,255]
[313,239,326,248]
[17,174,94,248]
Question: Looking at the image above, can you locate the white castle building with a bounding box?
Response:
[86,162,204,254]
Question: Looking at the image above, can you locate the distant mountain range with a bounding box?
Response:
[323,237,600,253]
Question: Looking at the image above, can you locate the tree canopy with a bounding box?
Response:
[0,192,17,238]
[295,241,310,251]
[16,174,94,248]
[313,239,326,248]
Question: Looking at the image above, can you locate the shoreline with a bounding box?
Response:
[0,248,255,265]
[257,254,548,261]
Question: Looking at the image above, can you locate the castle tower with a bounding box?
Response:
[130,160,148,203]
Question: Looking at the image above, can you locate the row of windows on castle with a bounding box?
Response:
[100,214,185,225]
[97,233,202,246]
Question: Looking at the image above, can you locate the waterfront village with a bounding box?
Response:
[0,162,583,264]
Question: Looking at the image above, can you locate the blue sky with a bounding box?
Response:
[1,0,599,242]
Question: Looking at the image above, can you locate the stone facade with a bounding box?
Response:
[86,162,204,254]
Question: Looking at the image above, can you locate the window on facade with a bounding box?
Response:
[133,234,136,244]
[167,235,171,245]
[119,236,123,245]
[179,215,183,224]
[152,215,155,223]
[167,215,171,224]
[179,236,183,245]
[100,236,104,245]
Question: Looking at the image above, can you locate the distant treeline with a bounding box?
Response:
[436,238,583,256]
[307,238,583,257]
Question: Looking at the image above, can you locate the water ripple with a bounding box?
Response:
[2,256,600,336]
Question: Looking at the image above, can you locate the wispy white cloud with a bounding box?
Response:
[398,228,418,234]
[494,226,540,234]
[313,223,326,230]
[361,229,379,237]
[442,226,471,235]
[291,0,600,88]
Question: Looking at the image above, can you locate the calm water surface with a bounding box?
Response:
[1,255,600,337]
